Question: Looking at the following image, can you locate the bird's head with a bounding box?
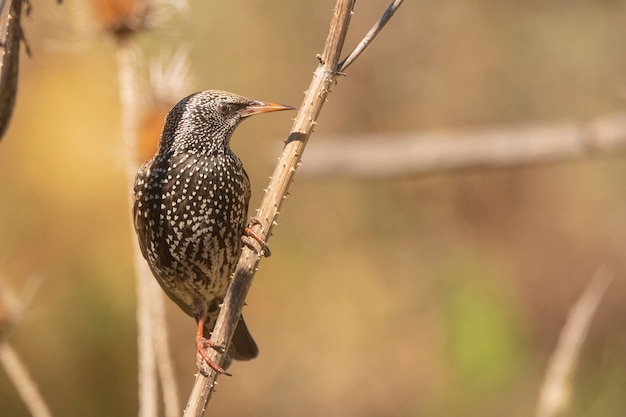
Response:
[160,90,294,155]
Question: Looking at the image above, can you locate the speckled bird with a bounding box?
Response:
[132,90,293,373]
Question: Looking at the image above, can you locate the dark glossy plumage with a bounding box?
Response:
[132,90,292,365]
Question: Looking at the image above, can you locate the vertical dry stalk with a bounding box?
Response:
[117,41,182,417]
[106,4,191,416]
[152,281,181,417]
[182,0,357,415]
[116,42,159,417]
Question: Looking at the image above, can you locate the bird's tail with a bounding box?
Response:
[203,315,259,364]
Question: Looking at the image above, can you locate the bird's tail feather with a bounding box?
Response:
[203,315,259,363]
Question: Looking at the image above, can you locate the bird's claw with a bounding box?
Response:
[195,336,231,377]
[242,218,271,257]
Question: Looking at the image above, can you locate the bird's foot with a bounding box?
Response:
[242,218,271,257]
[195,336,231,377]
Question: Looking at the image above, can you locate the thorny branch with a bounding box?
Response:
[183,0,405,415]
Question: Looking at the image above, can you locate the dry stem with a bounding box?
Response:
[153,282,181,417]
[116,42,159,417]
[182,0,359,415]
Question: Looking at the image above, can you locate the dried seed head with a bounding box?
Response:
[91,0,149,40]
[136,47,194,162]
[89,0,186,42]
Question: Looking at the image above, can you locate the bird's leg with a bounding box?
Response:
[242,217,271,257]
[195,306,231,377]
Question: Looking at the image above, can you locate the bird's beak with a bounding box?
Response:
[241,100,295,118]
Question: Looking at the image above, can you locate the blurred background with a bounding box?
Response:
[1,0,626,416]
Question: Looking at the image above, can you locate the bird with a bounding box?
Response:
[132,90,294,373]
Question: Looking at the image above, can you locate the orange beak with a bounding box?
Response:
[241,100,295,118]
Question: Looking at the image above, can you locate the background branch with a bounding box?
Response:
[116,42,159,417]
[300,112,626,179]
[111,5,188,415]
[153,281,181,417]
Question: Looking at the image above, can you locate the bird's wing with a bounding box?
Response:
[242,167,251,224]
[132,160,153,262]
[132,159,197,318]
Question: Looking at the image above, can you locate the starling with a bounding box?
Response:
[132,90,293,373]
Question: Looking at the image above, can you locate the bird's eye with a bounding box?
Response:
[218,103,232,115]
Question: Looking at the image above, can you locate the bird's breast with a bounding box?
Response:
[136,151,250,297]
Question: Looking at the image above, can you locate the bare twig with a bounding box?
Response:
[116,43,160,417]
[338,0,405,72]
[301,112,626,179]
[535,267,613,417]
[0,277,52,417]
[182,0,363,415]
